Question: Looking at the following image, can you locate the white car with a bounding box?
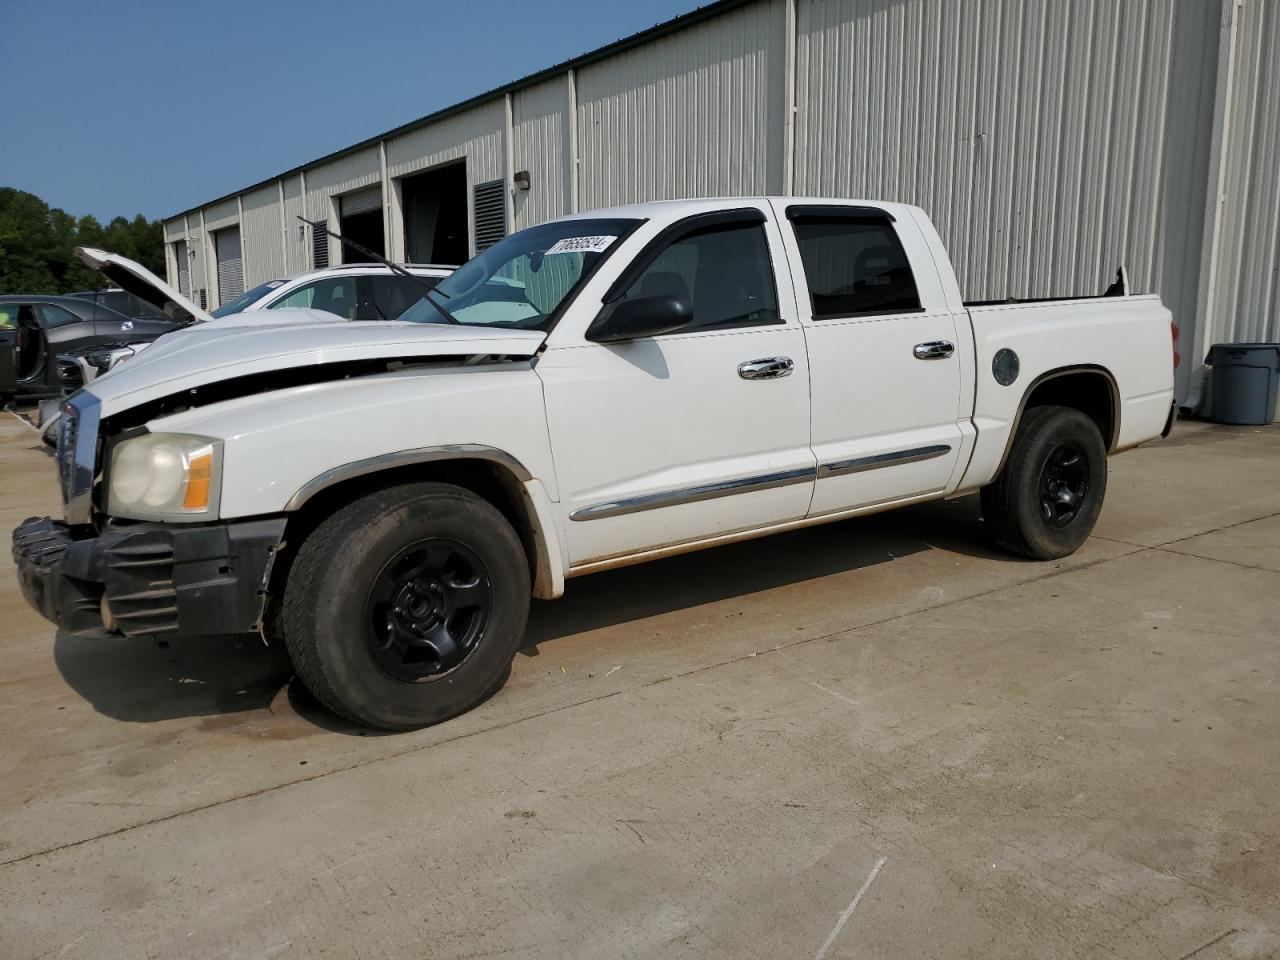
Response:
[74,247,454,327]
[16,197,1176,730]
[209,263,455,323]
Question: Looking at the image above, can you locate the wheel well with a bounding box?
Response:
[269,458,551,601]
[1021,369,1118,451]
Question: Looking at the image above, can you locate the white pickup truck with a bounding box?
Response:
[13,197,1176,729]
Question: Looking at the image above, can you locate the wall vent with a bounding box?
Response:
[473,179,507,253]
[311,220,330,268]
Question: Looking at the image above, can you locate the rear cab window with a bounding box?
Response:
[786,207,921,319]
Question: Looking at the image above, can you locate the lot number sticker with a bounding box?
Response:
[545,235,617,256]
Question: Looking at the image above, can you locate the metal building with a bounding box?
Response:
[164,0,1279,407]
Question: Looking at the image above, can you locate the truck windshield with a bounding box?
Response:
[211,280,284,318]
[397,218,640,330]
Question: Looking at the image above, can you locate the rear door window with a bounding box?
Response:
[789,215,921,319]
[370,276,437,320]
[36,303,83,328]
[270,278,358,319]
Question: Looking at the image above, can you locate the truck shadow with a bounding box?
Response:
[51,494,1022,728]
[523,493,1015,648]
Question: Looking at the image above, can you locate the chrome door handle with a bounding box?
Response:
[738,356,794,380]
[913,340,954,360]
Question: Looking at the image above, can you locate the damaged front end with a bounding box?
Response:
[12,515,285,638]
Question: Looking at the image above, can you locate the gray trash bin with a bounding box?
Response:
[1205,343,1280,425]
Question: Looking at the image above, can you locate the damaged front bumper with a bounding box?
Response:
[12,516,287,638]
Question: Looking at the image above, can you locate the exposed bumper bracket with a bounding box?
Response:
[13,516,287,638]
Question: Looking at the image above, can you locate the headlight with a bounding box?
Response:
[107,433,222,520]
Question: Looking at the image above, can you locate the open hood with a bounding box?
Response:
[74,246,215,325]
[84,313,547,416]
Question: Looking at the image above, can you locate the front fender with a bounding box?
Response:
[148,364,560,518]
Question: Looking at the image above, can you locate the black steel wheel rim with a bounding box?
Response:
[365,538,491,682]
[1038,443,1090,527]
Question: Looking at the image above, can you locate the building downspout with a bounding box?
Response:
[277,180,288,274]
[299,170,309,268]
[379,139,391,259]
[783,0,798,196]
[504,93,516,234]
[235,195,245,285]
[567,68,579,214]
[1188,0,1244,412]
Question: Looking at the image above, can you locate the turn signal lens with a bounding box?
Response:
[183,451,213,509]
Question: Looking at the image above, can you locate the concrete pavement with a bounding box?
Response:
[1,409,1277,959]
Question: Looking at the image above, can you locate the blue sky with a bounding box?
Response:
[0,0,702,222]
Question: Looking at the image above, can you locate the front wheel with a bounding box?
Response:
[981,405,1108,560]
[282,482,531,730]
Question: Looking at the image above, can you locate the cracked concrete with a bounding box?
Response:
[1,414,1277,959]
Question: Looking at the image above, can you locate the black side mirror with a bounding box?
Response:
[587,294,693,343]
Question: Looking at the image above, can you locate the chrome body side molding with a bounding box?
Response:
[571,444,954,521]
[570,466,814,521]
[817,444,953,479]
[285,444,534,510]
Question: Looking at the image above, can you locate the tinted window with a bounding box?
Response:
[370,276,437,321]
[792,218,920,318]
[36,303,83,328]
[620,221,780,333]
[211,280,283,318]
[270,278,358,319]
[399,218,638,330]
[99,291,167,320]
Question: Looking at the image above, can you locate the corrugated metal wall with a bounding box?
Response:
[794,0,1218,347]
[576,0,788,208]
[202,199,238,232]
[281,176,305,274]
[511,77,572,230]
[240,184,285,286]
[1207,0,1280,346]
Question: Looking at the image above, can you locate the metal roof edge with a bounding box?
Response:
[164,0,758,223]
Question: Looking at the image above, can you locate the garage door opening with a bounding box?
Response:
[400,161,468,265]
[338,186,385,264]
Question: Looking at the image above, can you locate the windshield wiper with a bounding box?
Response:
[297,216,460,325]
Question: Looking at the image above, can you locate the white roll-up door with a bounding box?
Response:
[214,228,244,302]
[340,185,383,217]
[175,240,190,295]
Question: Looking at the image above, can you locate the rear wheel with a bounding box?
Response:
[981,405,1108,560]
[282,482,530,730]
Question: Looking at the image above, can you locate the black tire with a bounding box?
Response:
[282,482,530,730]
[980,405,1108,560]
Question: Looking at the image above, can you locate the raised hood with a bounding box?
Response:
[75,246,215,324]
[85,315,546,417]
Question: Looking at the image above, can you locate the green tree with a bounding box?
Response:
[0,187,166,295]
